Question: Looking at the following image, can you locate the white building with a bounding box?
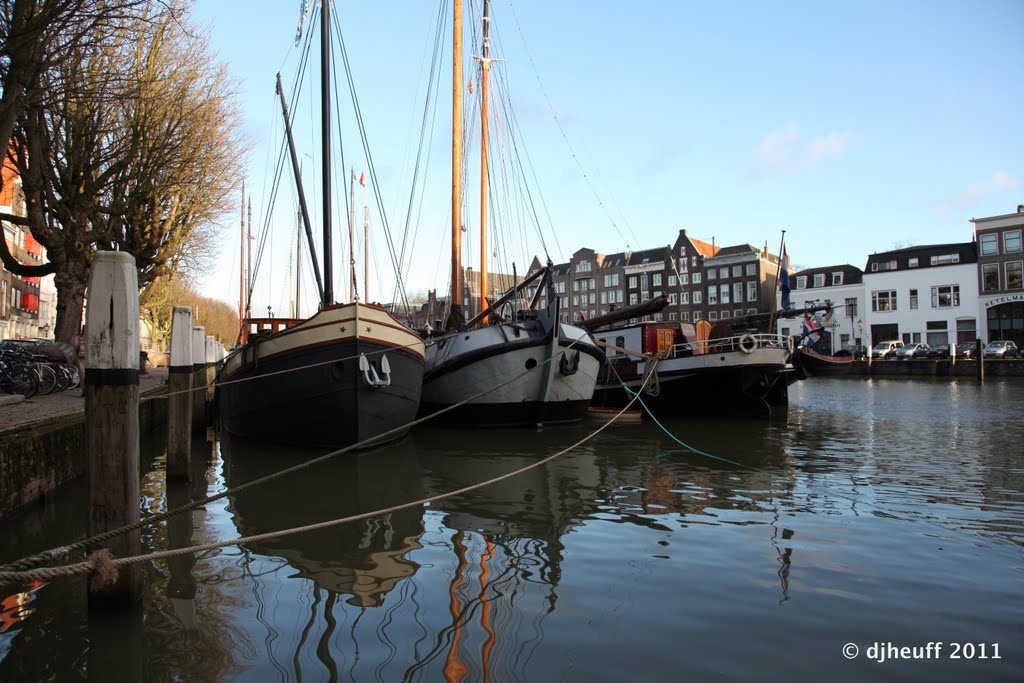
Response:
[778,264,867,353]
[861,242,979,348]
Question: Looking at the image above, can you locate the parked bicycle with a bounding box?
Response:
[0,348,39,398]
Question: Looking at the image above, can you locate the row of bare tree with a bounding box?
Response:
[0,0,246,350]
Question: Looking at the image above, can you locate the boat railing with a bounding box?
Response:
[241,317,304,345]
[669,332,790,358]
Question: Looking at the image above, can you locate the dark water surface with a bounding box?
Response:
[1,377,1022,681]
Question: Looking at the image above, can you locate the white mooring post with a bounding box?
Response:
[84,251,142,607]
[191,326,207,432]
[205,335,217,406]
[167,307,194,480]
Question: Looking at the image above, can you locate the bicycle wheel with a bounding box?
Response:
[36,363,58,395]
[11,363,39,399]
[66,365,81,390]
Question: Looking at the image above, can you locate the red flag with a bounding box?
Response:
[358,171,365,186]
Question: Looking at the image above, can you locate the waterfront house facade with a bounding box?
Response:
[972,206,1024,347]
[861,242,979,348]
[779,264,866,353]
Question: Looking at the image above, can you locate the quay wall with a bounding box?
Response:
[855,359,1024,378]
[0,392,167,521]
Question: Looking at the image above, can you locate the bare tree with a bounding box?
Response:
[0,0,147,177]
[1,0,245,351]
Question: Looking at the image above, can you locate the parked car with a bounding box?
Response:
[955,342,979,359]
[983,340,1020,358]
[896,342,932,359]
[927,344,952,358]
[871,340,904,359]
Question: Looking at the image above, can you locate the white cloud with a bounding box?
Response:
[749,123,852,181]
[935,170,1020,214]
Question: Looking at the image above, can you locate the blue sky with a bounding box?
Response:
[192,0,1023,315]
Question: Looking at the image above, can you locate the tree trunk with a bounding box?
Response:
[54,263,88,353]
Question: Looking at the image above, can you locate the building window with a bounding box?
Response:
[708,269,717,281]
[600,291,607,304]
[908,258,919,268]
[745,264,756,276]
[872,290,897,312]
[983,263,1000,291]
[693,310,702,320]
[692,273,702,284]
[707,286,717,305]
[1005,261,1022,289]
[628,276,637,289]
[693,291,702,304]
[652,273,662,287]
[733,309,743,318]
[1005,230,1022,253]
[719,284,730,304]
[733,282,743,303]
[719,268,729,279]
[980,233,999,255]
[845,298,857,317]
[796,276,807,289]
[930,253,960,265]
[680,312,690,321]
[747,308,757,315]
[603,274,619,287]
[709,311,718,321]
[576,260,592,272]
[732,265,743,278]
[930,285,960,308]
[668,275,677,287]
[668,293,677,304]
[746,281,757,301]
[909,289,918,310]
[668,312,677,321]
[616,291,624,303]
[680,292,690,304]
[680,273,689,285]
[871,260,897,272]
[589,293,596,304]
[832,272,844,285]
[813,274,825,287]
[629,293,638,305]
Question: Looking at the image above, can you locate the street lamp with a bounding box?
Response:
[857,318,863,345]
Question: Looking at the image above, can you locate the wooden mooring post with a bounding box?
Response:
[84,251,142,607]
[205,335,218,407]
[191,326,207,432]
[167,307,193,480]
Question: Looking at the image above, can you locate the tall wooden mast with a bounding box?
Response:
[320,0,333,305]
[478,0,492,322]
[239,180,245,328]
[451,0,463,308]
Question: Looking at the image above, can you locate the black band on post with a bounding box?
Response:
[85,368,140,386]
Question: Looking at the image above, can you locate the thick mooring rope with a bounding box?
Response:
[0,332,614,578]
[0,361,655,588]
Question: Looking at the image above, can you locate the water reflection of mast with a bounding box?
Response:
[443,531,470,683]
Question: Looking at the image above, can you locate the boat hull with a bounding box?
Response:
[419,315,602,427]
[218,303,424,449]
[795,348,860,377]
[591,324,792,416]
[593,346,792,414]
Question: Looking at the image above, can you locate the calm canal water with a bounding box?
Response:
[0,377,1022,682]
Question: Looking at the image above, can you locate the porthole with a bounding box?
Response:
[525,358,538,370]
